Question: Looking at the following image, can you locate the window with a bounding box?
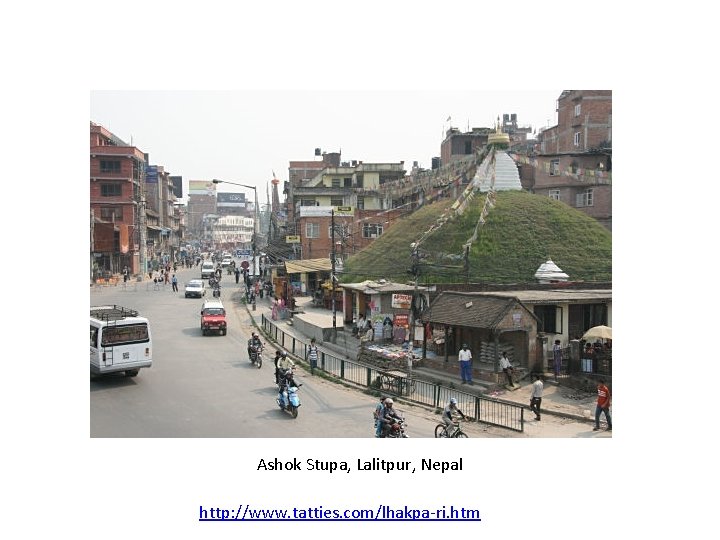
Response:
[355,175,364,188]
[328,223,350,239]
[101,323,150,346]
[100,160,121,173]
[90,326,98,348]
[464,141,472,154]
[100,206,123,221]
[574,132,581,146]
[306,222,320,238]
[357,196,364,210]
[100,183,122,197]
[343,177,352,187]
[574,103,581,116]
[331,178,341,188]
[330,197,344,207]
[362,223,383,238]
[534,305,559,334]
[576,188,594,207]
[549,190,560,201]
[301,199,316,206]
[550,159,560,176]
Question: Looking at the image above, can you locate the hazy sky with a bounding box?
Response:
[90,90,560,204]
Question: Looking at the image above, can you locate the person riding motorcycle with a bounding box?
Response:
[378,398,403,438]
[247,332,262,362]
[442,397,466,437]
[276,351,295,384]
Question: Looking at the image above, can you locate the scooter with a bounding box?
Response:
[249,344,263,368]
[276,372,301,418]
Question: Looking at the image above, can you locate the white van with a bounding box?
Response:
[201,261,215,279]
[90,305,152,377]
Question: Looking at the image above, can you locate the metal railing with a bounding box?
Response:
[261,314,524,432]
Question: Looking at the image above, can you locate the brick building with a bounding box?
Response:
[522,90,612,230]
[90,122,147,277]
[289,159,406,260]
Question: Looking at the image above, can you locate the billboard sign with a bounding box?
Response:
[217,192,246,207]
[299,205,354,218]
[188,180,216,195]
[170,175,183,197]
[285,235,301,243]
[146,165,158,184]
[391,293,412,309]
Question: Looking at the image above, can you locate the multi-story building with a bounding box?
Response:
[90,122,148,277]
[440,127,493,166]
[290,160,406,260]
[285,152,341,228]
[145,165,182,262]
[523,90,612,230]
[90,122,185,277]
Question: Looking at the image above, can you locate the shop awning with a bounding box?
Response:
[284,258,333,274]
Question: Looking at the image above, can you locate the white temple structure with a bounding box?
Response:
[534,259,570,283]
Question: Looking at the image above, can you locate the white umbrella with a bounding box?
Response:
[582,325,612,341]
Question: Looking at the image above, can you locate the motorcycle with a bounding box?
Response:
[276,380,301,418]
[249,344,263,368]
[212,284,221,298]
[380,417,409,438]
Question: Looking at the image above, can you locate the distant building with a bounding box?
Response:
[287,156,407,260]
[524,90,612,230]
[440,127,493,166]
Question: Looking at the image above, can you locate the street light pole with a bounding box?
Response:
[331,209,337,343]
[213,179,258,278]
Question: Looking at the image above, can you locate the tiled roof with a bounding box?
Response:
[423,291,522,329]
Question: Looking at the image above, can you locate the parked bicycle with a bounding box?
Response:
[434,421,468,438]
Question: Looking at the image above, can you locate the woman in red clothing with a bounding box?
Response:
[593,380,612,431]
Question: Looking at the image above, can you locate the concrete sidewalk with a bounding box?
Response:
[245,294,599,424]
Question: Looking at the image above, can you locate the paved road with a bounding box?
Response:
[90,265,466,437]
[90,263,608,438]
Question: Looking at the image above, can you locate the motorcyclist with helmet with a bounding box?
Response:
[378,398,403,438]
[275,350,295,384]
[247,332,262,363]
[442,397,466,437]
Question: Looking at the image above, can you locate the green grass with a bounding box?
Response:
[341,190,611,284]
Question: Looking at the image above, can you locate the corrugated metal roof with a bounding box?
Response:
[284,258,332,274]
[340,279,422,294]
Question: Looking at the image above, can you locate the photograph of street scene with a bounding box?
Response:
[90,90,612,438]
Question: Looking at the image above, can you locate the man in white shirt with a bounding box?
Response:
[458,343,473,385]
[530,375,543,420]
[499,351,515,387]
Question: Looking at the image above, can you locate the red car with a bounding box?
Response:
[200,299,227,336]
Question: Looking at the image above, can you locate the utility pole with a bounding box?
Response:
[331,209,337,343]
[464,245,470,283]
[408,246,420,384]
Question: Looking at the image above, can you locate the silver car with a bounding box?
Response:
[184,279,206,298]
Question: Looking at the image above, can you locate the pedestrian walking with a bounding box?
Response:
[171,273,178,292]
[373,396,388,438]
[458,343,473,385]
[306,338,319,375]
[235,267,240,284]
[530,374,543,420]
[593,380,612,431]
[164,269,169,285]
[499,351,515,387]
[122,266,129,283]
[552,339,562,381]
